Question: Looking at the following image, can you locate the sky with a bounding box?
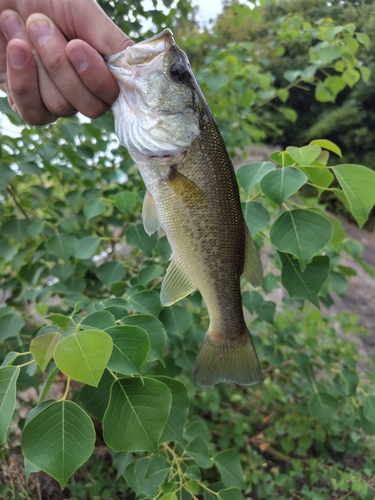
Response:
[194,0,224,25]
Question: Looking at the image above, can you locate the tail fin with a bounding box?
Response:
[192,329,261,387]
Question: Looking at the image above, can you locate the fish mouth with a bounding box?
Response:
[105,28,175,75]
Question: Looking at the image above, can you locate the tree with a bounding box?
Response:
[1,2,375,498]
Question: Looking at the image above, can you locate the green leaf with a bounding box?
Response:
[144,455,170,483]
[359,66,371,84]
[30,333,62,371]
[218,488,245,500]
[22,401,95,488]
[46,234,78,262]
[138,264,164,285]
[0,164,16,190]
[50,263,74,282]
[115,192,137,213]
[0,312,25,341]
[121,314,166,364]
[1,352,18,367]
[300,166,334,191]
[126,223,158,256]
[309,139,342,158]
[160,494,178,500]
[257,301,276,323]
[356,32,370,50]
[269,150,295,167]
[332,165,375,228]
[260,167,307,205]
[153,376,189,444]
[46,313,70,329]
[159,305,192,335]
[54,330,113,386]
[270,210,332,270]
[242,290,263,314]
[186,465,201,481]
[236,161,275,191]
[105,325,150,375]
[81,310,116,330]
[213,450,245,489]
[1,219,33,244]
[342,68,360,88]
[242,201,270,235]
[185,415,211,442]
[74,237,101,259]
[282,108,298,123]
[128,290,161,317]
[80,370,113,420]
[103,377,172,453]
[185,435,212,469]
[84,198,105,220]
[0,366,19,444]
[97,261,125,286]
[359,408,375,436]
[286,145,321,165]
[341,369,359,396]
[124,456,170,498]
[279,253,330,308]
[309,391,338,422]
[324,76,346,98]
[315,83,334,102]
[310,45,342,65]
[363,395,375,424]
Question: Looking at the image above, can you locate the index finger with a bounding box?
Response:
[0,0,133,54]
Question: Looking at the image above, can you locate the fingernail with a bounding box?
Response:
[29,20,51,45]
[8,44,26,68]
[2,15,22,40]
[69,47,89,71]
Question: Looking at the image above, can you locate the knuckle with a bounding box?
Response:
[44,50,67,78]
[43,93,75,117]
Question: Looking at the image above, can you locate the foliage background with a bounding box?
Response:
[1,0,375,499]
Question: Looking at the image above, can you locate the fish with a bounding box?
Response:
[106,29,263,387]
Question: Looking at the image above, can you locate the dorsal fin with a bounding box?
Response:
[160,257,196,306]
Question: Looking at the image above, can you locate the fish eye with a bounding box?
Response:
[170,63,187,82]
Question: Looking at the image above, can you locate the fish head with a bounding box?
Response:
[106,29,202,160]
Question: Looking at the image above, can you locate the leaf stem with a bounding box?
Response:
[17,359,35,368]
[60,377,71,401]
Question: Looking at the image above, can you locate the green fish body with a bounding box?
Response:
[106,29,263,387]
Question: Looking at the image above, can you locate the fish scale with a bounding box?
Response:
[106,29,263,387]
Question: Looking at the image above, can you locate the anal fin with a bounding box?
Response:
[142,190,161,236]
[160,257,196,306]
[243,226,263,287]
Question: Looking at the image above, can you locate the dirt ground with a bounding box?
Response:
[323,216,375,360]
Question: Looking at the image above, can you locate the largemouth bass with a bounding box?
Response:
[106,29,263,387]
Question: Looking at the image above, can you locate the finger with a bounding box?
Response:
[6,39,57,124]
[0,0,133,53]
[26,13,110,119]
[0,10,75,119]
[66,39,120,106]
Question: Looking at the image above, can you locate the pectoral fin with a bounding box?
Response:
[242,226,263,287]
[165,168,207,207]
[142,190,161,235]
[160,257,196,306]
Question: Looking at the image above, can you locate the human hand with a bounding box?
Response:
[0,0,133,125]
